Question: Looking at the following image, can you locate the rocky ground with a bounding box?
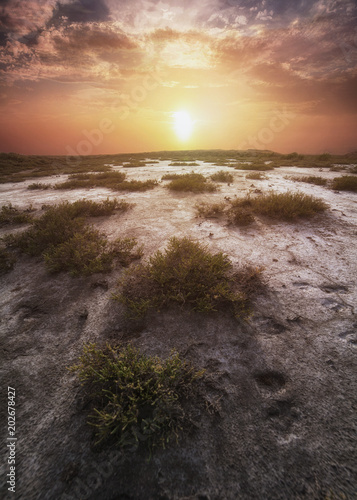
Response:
[0,161,356,499]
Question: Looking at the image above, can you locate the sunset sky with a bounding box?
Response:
[0,0,357,155]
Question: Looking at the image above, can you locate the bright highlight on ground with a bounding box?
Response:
[173,111,193,141]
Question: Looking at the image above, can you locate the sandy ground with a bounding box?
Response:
[0,162,356,500]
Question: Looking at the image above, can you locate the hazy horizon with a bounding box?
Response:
[1,0,357,156]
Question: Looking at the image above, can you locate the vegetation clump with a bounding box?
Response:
[55,171,157,192]
[166,173,218,193]
[0,204,33,226]
[70,343,205,452]
[0,246,16,274]
[210,171,234,183]
[246,172,266,180]
[289,176,327,186]
[246,191,328,219]
[234,163,274,172]
[195,202,226,218]
[331,176,357,192]
[115,236,263,318]
[27,183,51,190]
[5,199,140,275]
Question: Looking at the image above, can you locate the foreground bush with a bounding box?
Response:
[0,247,16,274]
[332,176,357,192]
[115,237,263,318]
[70,343,204,452]
[249,191,328,219]
[166,173,217,193]
[5,199,140,275]
[210,171,234,183]
[0,204,33,226]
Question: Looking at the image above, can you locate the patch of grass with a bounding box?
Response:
[331,176,357,192]
[0,204,33,227]
[289,176,327,186]
[195,202,226,218]
[5,199,138,275]
[210,171,234,183]
[0,247,16,274]
[70,343,205,452]
[166,173,218,193]
[169,162,199,167]
[55,172,157,192]
[227,205,255,226]
[246,172,266,180]
[248,191,328,219]
[115,236,264,318]
[27,182,51,190]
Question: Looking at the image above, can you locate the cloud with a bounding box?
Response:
[50,0,110,25]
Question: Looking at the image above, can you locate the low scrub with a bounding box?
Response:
[331,176,357,192]
[247,191,328,219]
[115,237,264,318]
[0,247,16,274]
[290,176,327,186]
[5,199,139,275]
[27,183,51,190]
[210,171,234,183]
[169,162,199,167]
[0,204,33,226]
[166,173,217,193]
[195,202,226,218]
[55,172,157,192]
[70,343,205,452]
[246,172,266,180]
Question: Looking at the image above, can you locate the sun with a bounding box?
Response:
[173,111,193,141]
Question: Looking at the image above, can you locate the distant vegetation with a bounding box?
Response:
[234,162,274,172]
[55,172,157,192]
[27,182,51,190]
[332,176,357,192]
[0,150,356,184]
[288,176,327,186]
[4,199,141,276]
[166,173,218,193]
[70,343,205,452]
[115,236,264,319]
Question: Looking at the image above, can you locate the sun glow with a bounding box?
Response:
[173,111,193,141]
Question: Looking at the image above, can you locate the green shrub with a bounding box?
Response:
[0,247,16,274]
[5,199,139,275]
[44,229,141,276]
[249,191,328,219]
[195,202,226,218]
[210,171,234,183]
[70,343,205,452]
[115,237,263,318]
[0,204,33,226]
[331,176,357,192]
[167,174,217,193]
[27,183,51,190]
[246,172,266,180]
[227,206,255,226]
[55,171,157,192]
[290,176,327,186]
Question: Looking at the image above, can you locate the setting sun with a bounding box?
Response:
[173,111,193,141]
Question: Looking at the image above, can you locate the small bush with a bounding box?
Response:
[290,176,327,186]
[70,343,205,452]
[210,171,234,183]
[0,204,33,226]
[55,171,157,192]
[227,206,255,226]
[249,191,328,219]
[331,176,357,192]
[27,183,51,190]
[5,199,139,275]
[115,237,263,318]
[167,174,217,193]
[0,247,16,274]
[195,202,226,218]
[246,172,266,180]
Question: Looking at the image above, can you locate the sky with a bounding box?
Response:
[0,0,357,155]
